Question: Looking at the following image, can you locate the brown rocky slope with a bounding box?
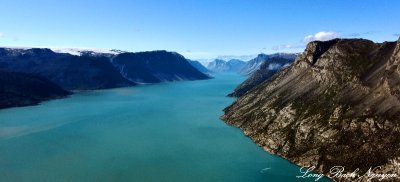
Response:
[222,38,400,181]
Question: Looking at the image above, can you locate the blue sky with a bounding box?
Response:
[0,0,399,59]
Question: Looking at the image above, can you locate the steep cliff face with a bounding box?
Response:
[0,48,134,90]
[228,57,294,97]
[222,38,400,181]
[0,49,211,90]
[112,51,210,83]
[188,60,212,75]
[0,71,70,109]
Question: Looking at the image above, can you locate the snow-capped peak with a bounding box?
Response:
[1,46,126,56]
[50,48,123,56]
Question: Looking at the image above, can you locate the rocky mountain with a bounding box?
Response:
[239,53,298,75]
[198,55,256,65]
[188,60,212,75]
[0,48,210,90]
[50,47,122,56]
[226,59,247,72]
[207,59,246,72]
[239,54,269,75]
[111,51,210,83]
[0,71,70,109]
[0,48,134,90]
[207,59,227,72]
[215,55,257,62]
[222,38,400,181]
[268,52,299,60]
[228,57,294,97]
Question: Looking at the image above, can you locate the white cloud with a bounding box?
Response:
[0,32,4,38]
[303,31,340,43]
[271,31,340,52]
[50,47,121,56]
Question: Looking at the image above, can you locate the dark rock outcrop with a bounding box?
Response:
[229,57,295,97]
[222,38,400,181]
[0,71,70,109]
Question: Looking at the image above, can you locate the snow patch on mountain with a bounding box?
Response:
[50,48,122,56]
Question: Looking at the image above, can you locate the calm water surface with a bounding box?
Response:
[0,73,330,182]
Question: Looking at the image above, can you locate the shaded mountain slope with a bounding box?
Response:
[111,51,210,83]
[0,48,134,90]
[0,48,211,90]
[188,60,212,75]
[0,71,70,109]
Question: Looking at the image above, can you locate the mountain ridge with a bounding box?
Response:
[228,56,294,97]
[239,53,299,75]
[0,48,210,90]
[188,60,213,75]
[222,37,400,181]
[206,59,247,72]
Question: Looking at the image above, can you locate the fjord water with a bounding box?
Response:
[0,73,329,182]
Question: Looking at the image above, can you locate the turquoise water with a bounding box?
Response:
[0,73,329,182]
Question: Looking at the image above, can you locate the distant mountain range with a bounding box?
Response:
[214,55,257,62]
[0,48,211,109]
[228,56,294,97]
[240,53,299,75]
[239,54,270,75]
[206,53,298,77]
[206,59,247,72]
[197,55,257,65]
